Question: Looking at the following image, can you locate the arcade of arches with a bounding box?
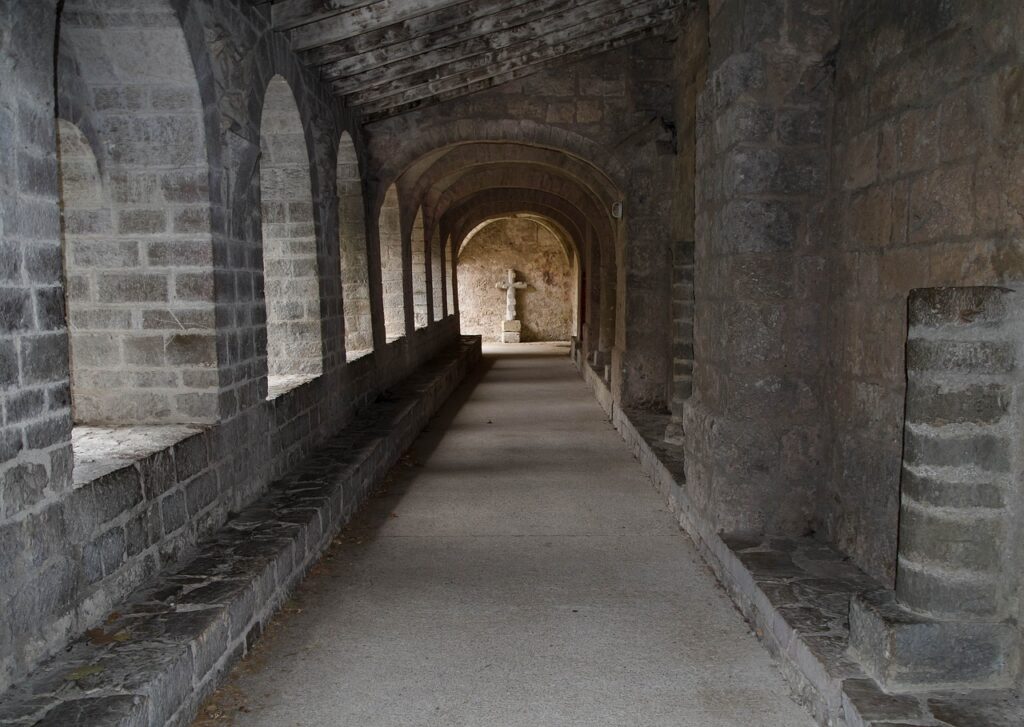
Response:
[0,2,1022,726]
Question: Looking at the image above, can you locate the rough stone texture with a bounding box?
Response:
[682,0,835,536]
[259,76,323,385]
[819,0,1024,585]
[458,218,574,343]
[56,1,219,426]
[0,337,479,727]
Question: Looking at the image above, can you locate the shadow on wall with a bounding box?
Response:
[458,218,572,342]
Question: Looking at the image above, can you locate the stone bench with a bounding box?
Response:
[0,337,481,727]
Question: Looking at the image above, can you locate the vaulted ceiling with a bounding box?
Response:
[266,0,684,120]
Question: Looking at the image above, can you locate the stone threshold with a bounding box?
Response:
[577,360,1022,727]
[0,336,482,727]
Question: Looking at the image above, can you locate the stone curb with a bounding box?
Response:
[0,337,482,727]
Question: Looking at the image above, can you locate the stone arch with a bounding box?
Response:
[378,184,406,341]
[259,74,323,396]
[56,0,219,425]
[372,119,628,195]
[337,131,372,360]
[411,143,621,227]
[429,166,612,244]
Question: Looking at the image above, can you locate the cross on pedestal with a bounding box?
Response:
[495,268,527,342]
[495,268,527,321]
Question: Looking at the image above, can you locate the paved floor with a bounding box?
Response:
[213,343,814,727]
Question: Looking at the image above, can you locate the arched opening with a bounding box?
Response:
[259,75,323,397]
[337,132,372,360]
[56,0,218,429]
[430,228,444,322]
[457,217,575,343]
[378,185,406,341]
[410,207,429,329]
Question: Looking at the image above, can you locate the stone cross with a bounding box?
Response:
[495,268,527,321]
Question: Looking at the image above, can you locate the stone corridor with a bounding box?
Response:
[205,344,813,727]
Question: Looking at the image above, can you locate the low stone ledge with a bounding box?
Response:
[0,337,482,727]
[575,359,1023,727]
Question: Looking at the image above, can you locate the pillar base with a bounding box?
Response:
[501,319,521,343]
[849,589,1018,690]
[663,418,685,446]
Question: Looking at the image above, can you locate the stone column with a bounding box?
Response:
[850,287,1021,689]
[664,239,694,445]
[597,234,616,379]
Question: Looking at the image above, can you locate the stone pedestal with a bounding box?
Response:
[501,319,521,343]
[850,590,1018,690]
[848,287,1022,690]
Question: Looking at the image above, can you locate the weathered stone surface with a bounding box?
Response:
[849,589,1018,690]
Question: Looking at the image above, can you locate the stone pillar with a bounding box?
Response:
[850,287,1021,689]
[664,239,694,445]
[682,0,834,533]
[597,236,615,378]
[582,231,599,359]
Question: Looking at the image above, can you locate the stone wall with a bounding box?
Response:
[820,0,1024,583]
[56,1,220,426]
[0,0,461,694]
[457,218,574,342]
[260,75,323,383]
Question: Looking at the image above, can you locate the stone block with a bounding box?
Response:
[1,462,48,517]
[160,490,187,534]
[32,695,149,727]
[908,286,1014,329]
[98,273,169,303]
[905,381,1010,425]
[20,333,68,385]
[901,467,1003,509]
[903,427,1011,472]
[896,560,1001,618]
[66,467,143,541]
[905,338,1016,375]
[898,504,1002,572]
[0,286,32,333]
[849,589,1018,689]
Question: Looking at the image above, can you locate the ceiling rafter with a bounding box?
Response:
[326,0,644,95]
[270,0,684,119]
[323,0,589,79]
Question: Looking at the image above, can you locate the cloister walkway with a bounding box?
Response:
[204,344,813,727]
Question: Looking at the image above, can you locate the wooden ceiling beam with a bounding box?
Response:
[359,23,667,120]
[316,0,577,79]
[325,0,622,92]
[271,0,377,31]
[303,0,530,68]
[341,2,677,107]
[288,0,467,52]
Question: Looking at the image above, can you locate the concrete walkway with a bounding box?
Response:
[210,344,813,727]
